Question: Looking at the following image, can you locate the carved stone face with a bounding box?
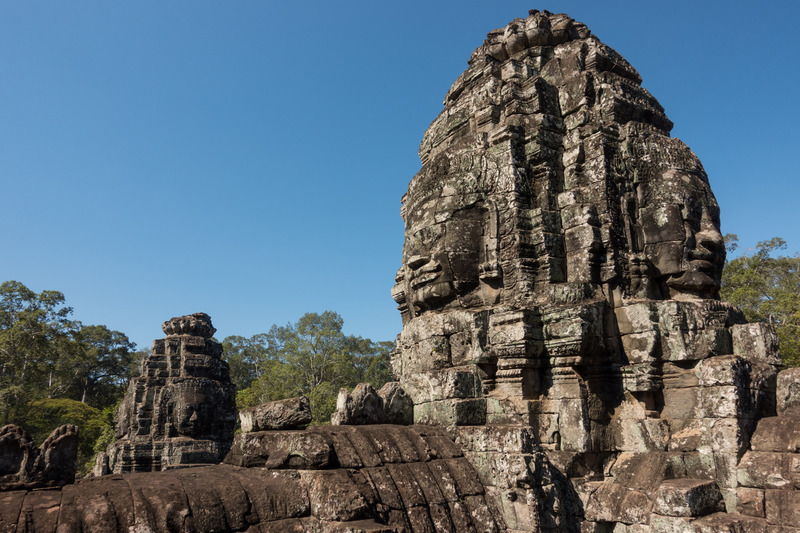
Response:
[169,382,214,438]
[503,19,528,55]
[640,169,725,299]
[395,187,488,317]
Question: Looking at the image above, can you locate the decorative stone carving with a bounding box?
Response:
[104,313,236,473]
[0,424,78,490]
[392,9,785,530]
[332,384,386,426]
[379,382,414,425]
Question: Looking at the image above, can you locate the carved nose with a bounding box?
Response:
[407,255,429,269]
[689,229,725,266]
[696,230,724,253]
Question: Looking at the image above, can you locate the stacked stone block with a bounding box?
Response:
[104,313,236,473]
[226,424,503,532]
[390,9,790,532]
[735,368,800,529]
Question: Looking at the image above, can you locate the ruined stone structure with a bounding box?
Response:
[389,9,797,531]
[3,10,800,533]
[103,313,237,473]
[0,424,77,491]
[3,425,502,532]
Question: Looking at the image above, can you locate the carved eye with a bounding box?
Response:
[407,255,429,269]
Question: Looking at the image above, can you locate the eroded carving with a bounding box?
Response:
[0,424,78,490]
[392,9,786,530]
[104,313,236,473]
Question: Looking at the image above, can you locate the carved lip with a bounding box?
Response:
[687,249,723,265]
[667,267,718,291]
[688,258,715,271]
[409,261,443,289]
[390,284,406,304]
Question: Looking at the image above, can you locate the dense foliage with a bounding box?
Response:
[223,311,393,424]
[0,281,137,468]
[721,236,800,367]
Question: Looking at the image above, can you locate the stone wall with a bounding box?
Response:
[3,425,501,532]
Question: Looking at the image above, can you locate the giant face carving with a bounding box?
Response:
[395,201,487,315]
[169,380,215,438]
[393,151,502,319]
[640,168,725,300]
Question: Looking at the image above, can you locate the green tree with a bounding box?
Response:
[226,311,394,424]
[68,324,137,406]
[721,235,800,367]
[24,398,108,472]
[0,281,137,475]
[0,281,75,423]
[221,333,272,391]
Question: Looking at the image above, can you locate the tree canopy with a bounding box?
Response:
[721,235,800,367]
[223,311,393,424]
[0,281,137,469]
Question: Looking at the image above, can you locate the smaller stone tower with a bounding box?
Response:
[105,313,236,473]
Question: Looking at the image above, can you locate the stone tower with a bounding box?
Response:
[105,313,236,473]
[392,10,785,531]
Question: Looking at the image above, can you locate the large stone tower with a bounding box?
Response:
[7,11,799,533]
[105,313,237,473]
[392,10,786,531]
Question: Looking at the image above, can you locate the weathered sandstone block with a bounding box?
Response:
[379,382,414,425]
[652,479,724,517]
[332,383,414,426]
[239,396,312,432]
[777,368,800,416]
[332,383,385,425]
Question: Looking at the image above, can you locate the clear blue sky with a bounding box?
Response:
[2,1,798,350]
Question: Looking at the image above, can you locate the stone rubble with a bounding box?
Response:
[0,424,77,491]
